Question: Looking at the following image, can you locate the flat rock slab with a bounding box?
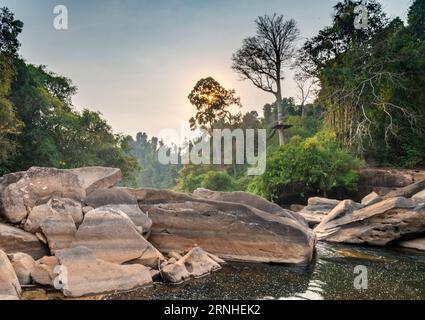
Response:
[137,189,316,265]
[0,223,48,260]
[0,250,21,300]
[56,246,153,298]
[71,207,163,265]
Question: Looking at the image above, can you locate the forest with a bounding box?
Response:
[1,0,424,204]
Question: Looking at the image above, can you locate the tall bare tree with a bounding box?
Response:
[232,14,299,145]
[294,72,316,117]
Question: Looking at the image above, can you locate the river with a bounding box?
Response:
[107,243,425,300]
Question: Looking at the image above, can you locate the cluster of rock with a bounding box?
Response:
[0,167,315,299]
[299,178,425,251]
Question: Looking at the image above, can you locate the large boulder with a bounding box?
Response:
[8,253,37,285]
[315,197,425,245]
[24,197,82,234]
[84,188,152,236]
[71,207,163,265]
[101,205,152,237]
[0,167,120,224]
[194,188,308,226]
[0,250,21,300]
[55,246,153,298]
[135,189,316,265]
[161,247,222,283]
[0,223,48,260]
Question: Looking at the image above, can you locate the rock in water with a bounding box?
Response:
[0,223,48,260]
[398,238,425,251]
[71,207,163,265]
[55,246,153,298]
[0,167,121,224]
[315,197,425,245]
[161,247,222,283]
[296,197,341,227]
[8,253,36,285]
[0,250,21,300]
[136,189,316,264]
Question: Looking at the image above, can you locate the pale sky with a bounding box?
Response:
[1,0,412,141]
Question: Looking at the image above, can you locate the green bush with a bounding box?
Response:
[176,165,238,193]
[248,130,363,201]
[201,171,236,192]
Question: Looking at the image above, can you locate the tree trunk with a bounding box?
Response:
[276,83,285,146]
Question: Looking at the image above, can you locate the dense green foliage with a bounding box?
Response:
[247,131,363,201]
[0,8,139,183]
[302,0,425,167]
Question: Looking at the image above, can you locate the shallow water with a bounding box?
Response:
[107,243,425,300]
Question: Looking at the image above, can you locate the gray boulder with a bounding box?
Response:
[56,246,153,298]
[24,197,82,234]
[137,189,316,265]
[71,207,163,265]
[1,167,120,224]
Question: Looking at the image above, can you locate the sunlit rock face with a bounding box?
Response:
[133,188,316,265]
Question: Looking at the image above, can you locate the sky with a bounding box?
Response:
[1,0,413,142]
